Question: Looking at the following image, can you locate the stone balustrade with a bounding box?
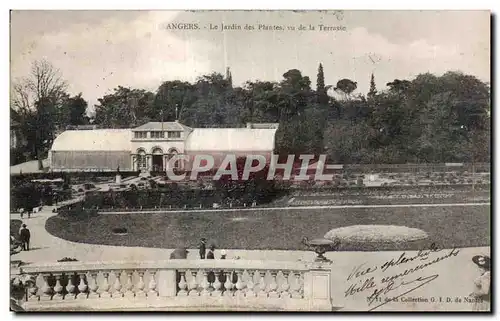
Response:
[18,259,334,311]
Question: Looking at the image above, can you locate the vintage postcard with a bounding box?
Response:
[9,10,490,312]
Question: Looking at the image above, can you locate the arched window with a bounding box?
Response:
[152,147,163,155]
[136,149,147,169]
[167,148,181,169]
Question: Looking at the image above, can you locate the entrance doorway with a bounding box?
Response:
[151,147,164,172]
[152,155,163,171]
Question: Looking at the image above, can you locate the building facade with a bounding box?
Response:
[49,121,278,172]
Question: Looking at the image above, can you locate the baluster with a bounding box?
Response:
[124,271,134,298]
[246,270,256,297]
[100,272,111,298]
[290,272,303,299]
[223,271,233,297]
[212,270,222,297]
[200,271,211,296]
[112,271,123,298]
[234,270,246,297]
[27,276,39,301]
[136,271,146,297]
[52,274,64,300]
[77,273,88,299]
[40,274,53,301]
[177,271,188,296]
[12,276,21,287]
[65,273,77,300]
[280,271,291,298]
[256,271,267,297]
[188,270,199,296]
[268,271,279,298]
[88,272,100,299]
[148,270,158,297]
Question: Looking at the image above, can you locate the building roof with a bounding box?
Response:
[51,129,131,151]
[133,121,192,132]
[185,128,278,152]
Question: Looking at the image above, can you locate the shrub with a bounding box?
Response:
[356,177,364,187]
[57,257,78,262]
[149,179,158,189]
[83,183,95,190]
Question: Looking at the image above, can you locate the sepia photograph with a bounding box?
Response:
[8,9,491,312]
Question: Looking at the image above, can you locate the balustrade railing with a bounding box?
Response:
[18,259,333,311]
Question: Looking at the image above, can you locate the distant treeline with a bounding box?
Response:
[11,60,490,166]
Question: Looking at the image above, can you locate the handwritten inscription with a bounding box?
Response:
[343,244,461,311]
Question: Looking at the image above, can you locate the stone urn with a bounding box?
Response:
[302,237,340,263]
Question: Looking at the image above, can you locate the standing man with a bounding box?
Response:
[199,238,207,259]
[19,224,31,251]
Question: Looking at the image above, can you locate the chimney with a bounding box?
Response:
[246,122,252,129]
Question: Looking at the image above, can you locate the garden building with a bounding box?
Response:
[49,121,279,172]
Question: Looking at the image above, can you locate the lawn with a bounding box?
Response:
[45,205,490,251]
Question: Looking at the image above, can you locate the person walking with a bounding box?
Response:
[470,255,491,311]
[199,238,207,259]
[19,224,31,251]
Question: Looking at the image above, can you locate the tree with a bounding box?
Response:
[367,73,377,99]
[226,67,233,88]
[11,59,68,169]
[154,81,195,122]
[94,86,155,128]
[57,93,89,128]
[386,79,411,95]
[316,63,329,105]
[334,79,357,100]
[279,69,313,119]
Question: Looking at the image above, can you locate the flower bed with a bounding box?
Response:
[322,225,432,251]
[324,225,429,243]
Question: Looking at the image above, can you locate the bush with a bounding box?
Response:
[149,179,158,189]
[83,183,95,190]
[57,257,78,262]
[356,177,364,187]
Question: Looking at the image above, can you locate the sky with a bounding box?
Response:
[10,10,490,112]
